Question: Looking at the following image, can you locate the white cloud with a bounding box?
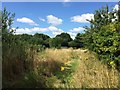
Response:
[48,26,62,32]
[113,4,119,11]
[63,0,71,2]
[14,27,48,34]
[48,26,58,31]
[47,15,63,26]
[31,27,48,32]
[52,31,64,36]
[39,17,45,22]
[48,26,64,36]
[17,17,39,26]
[71,13,94,23]
[14,26,64,36]
[70,27,85,33]
[14,28,32,34]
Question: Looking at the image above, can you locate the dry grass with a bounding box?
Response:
[72,49,120,88]
[4,48,120,88]
[33,48,74,76]
[34,48,120,88]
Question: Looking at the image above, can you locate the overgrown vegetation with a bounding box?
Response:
[83,4,120,70]
[2,2,120,88]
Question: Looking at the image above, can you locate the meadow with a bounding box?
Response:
[3,48,120,88]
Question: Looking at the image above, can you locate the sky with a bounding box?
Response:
[2,2,118,39]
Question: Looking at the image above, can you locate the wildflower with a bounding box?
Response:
[110,61,114,65]
[110,61,116,68]
[61,66,65,71]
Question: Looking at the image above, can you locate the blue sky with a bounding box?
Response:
[2,2,118,38]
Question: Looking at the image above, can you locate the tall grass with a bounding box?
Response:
[33,48,120,88]
[33,48,79,88]
[72,49,120,88]
[2,42,37,87]
[3,47,120,88]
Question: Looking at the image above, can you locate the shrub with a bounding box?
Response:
[92,22,120,69]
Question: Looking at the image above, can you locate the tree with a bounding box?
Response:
[0,10,2,30]
[33,33,50,47]
[68,41,78,48]
[81,4,120,69]
[74,33,85,48]
[84,5,116,50]
[92,22,120,68]
[2,8,29,84]
[2,7,15,33]
[68,33,85,48]
[118,1,120,22]
[56,33,72,47]
[87,5,115,31]
[49,37,62,49]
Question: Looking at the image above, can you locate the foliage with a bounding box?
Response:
[2,7,36,87]
[49,33,73,48]
[73,33,85,48]
[2,7,15,33]
[68,41,78,48]
[117,2,120,22]
[56,33,73,47]
[84,5,120,69]
[92,22,120,68]
[49,37,62,49]
[54,60,79,84]
[33,33,50,47]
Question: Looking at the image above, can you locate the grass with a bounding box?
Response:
[33,48,120,88]
[3,48,120,88]
[71,49,120,88]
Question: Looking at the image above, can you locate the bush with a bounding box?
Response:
[92,22,120,69]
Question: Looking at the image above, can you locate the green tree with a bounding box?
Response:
[118,2,120,22]
[49,37,62,49]
[56,33,72,47]
[81,4,120,69]
[68,41,78,48]
[74,33,85,48]
[92,22,120,68]
[84,5,116,50]
[33,33,50,47]
[68,33,85,48]
[2,7,15,33]
[87,5,115,30]
[0,10,2,30]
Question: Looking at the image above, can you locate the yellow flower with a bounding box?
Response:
[61,66,65,71]
[110,61,116,68]
[110,61,114,65]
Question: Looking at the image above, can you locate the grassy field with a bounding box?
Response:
[39,49,120,88]
[3,48,120,88]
